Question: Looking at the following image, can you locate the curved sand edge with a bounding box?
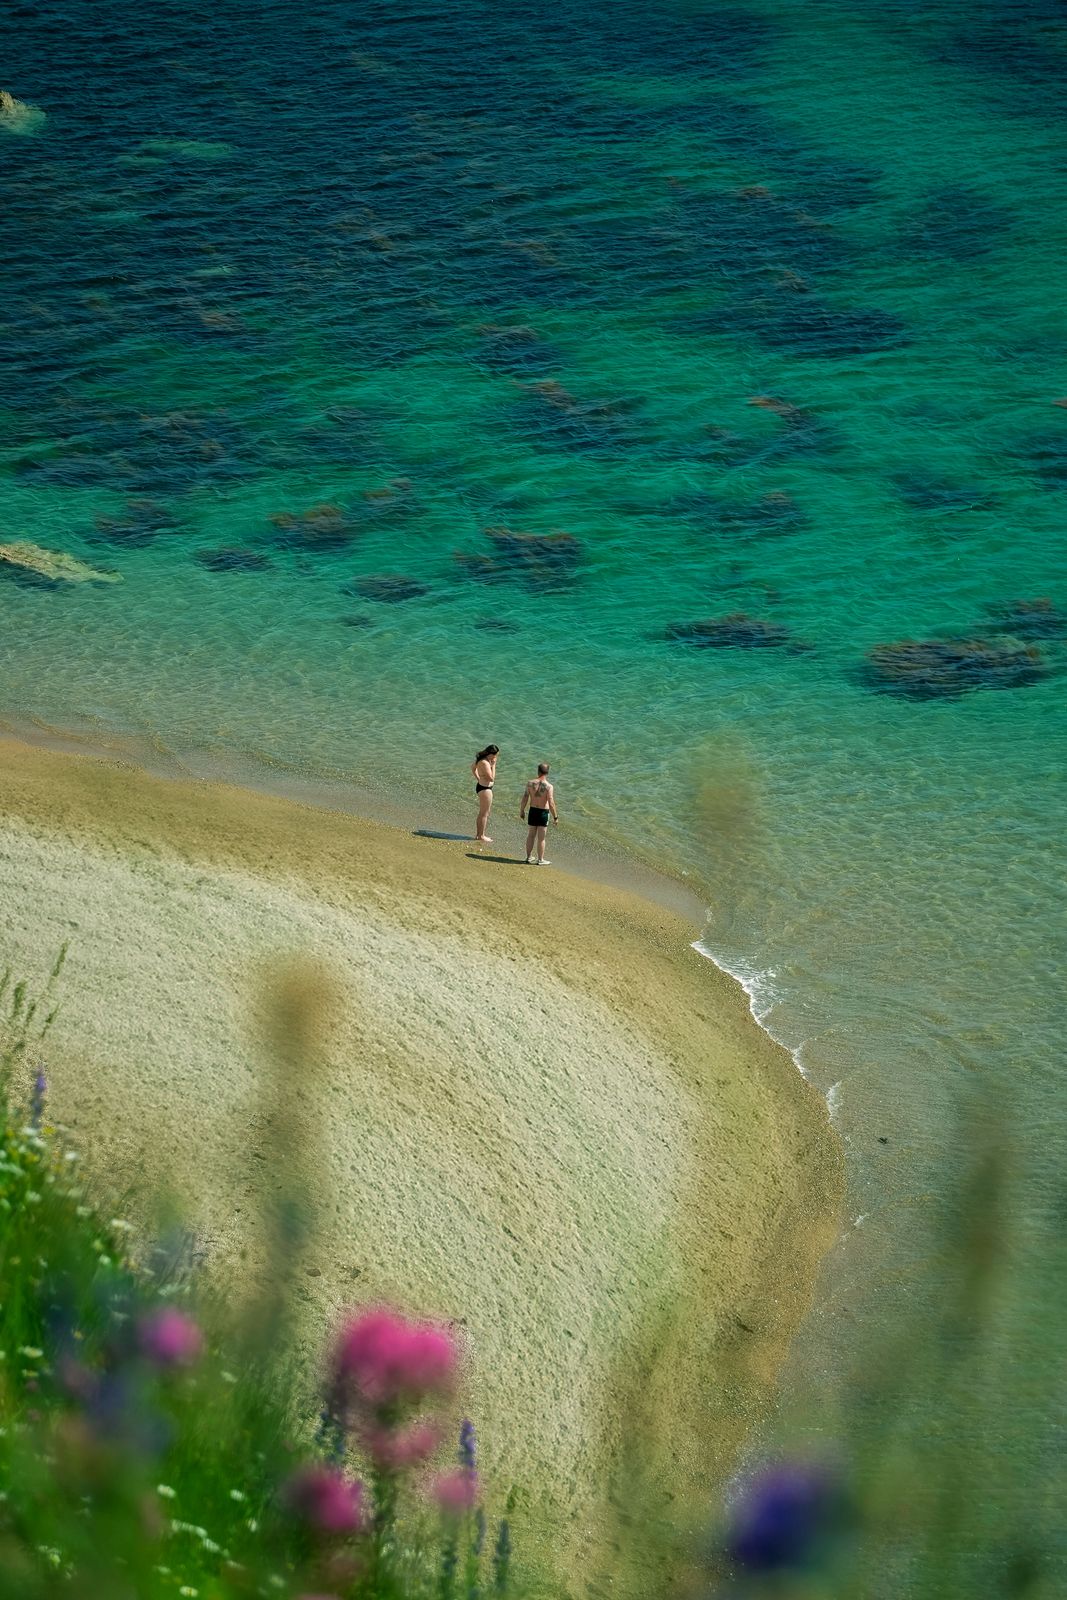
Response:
[0,735,843,1585]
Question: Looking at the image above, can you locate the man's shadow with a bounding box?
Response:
[465,852,528,867]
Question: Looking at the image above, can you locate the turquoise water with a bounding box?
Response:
[3,0,1065,1582]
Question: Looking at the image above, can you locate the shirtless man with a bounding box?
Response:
[520,762,558,865]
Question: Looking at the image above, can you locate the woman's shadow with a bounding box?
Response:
[411,829,526,865]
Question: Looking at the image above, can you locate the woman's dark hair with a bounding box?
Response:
[476,745,499,762]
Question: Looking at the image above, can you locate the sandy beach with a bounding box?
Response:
[0,733,841,1581]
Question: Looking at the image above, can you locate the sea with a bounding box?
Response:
[2,0,1065,1586]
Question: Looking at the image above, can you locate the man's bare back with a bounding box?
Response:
[520,764,558,864]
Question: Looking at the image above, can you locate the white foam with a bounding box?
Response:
[691,936,823,1100]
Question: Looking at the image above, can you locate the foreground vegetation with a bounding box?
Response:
[0,955,1060,1599]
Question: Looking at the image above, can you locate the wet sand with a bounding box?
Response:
[0,732,842,1585]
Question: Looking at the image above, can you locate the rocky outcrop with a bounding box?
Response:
[0,542,120,585]
[91,499,180,547]
[454,529,582,590]
[269,504,354,548]
[341,574,429,603]
[665,614,793,648]
[193,547,272,573]
[862,637,1047,699]
[0,91,46,134]
[984,598,1066,639]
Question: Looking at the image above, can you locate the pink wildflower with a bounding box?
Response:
[433,1468,479,1515]
[285,1466,366,1536]
[334,1309,456,1407]
[138,1309,204,1369]
[365,1420,441,1471]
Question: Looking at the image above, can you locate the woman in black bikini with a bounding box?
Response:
[472,744,499,844]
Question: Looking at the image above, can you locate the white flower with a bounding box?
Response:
[220,1370,237,1384]
[109,1219,134,1232]
[246,1517,258,1533]
[228,1488,245,1502]
[18,1347,43,1360]
[179,1588,198,1597]
[157,1485,176,1500]
[201,1538,220,1554]
[75,1205,90,1217]
[64,1151,79,1162]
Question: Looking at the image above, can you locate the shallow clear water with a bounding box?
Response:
[3,0,1066,1579]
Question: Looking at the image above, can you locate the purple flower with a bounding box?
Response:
[458,1418,476,1471]
[285,1466,366,1535]
[30,1068,47,1129]
[138,1308,204,1369]
[433,1468,479,1515]
[728,1463,839,1571]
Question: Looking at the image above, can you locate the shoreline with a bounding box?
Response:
[0,728,843,1588]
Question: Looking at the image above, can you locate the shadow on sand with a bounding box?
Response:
[413,829,476,841]
[465,852,529,867]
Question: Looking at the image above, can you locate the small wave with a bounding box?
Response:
[691,937,823,1100]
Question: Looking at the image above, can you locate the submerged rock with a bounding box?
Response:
[513,380,643,455]
[894,474,993,513]
[487,527,581,567]
[455,528,582,591]
[193,547,272,573]
[473,325,559,376]
[984,597,1066,639]
[863,637,1047,699]
[341,573,429,603]
[358,478,417,518]
[666,613,792,649]
[0,90,46,135]
[91,498,181,547]
[269,503,354,548]
[0,542,120,586]
[693,489,808,538]
[900,184,1014,262]
[1024,429,1067,489]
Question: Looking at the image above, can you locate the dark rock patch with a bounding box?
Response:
[512,380,645,455]
[473,617,519,633]
[355,478,417,522]
[90,498,182,547]
[678,297,907,358]
[666,613,793,649]
[900,185,1014,262]
[679,489,808,538]
[676,186,852,284]
[193,547,272,573]
[472,325,560,376]
[894,474,995,514]
[1024,430,1067,489]
[862,637,1047,699]
[269,407,383,469]
[984,597,1066,639]
[750,300,909,357]
[337,614,374,629]
[454,528,582,591]
[269,504,355,549]
[341,574,429,603]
